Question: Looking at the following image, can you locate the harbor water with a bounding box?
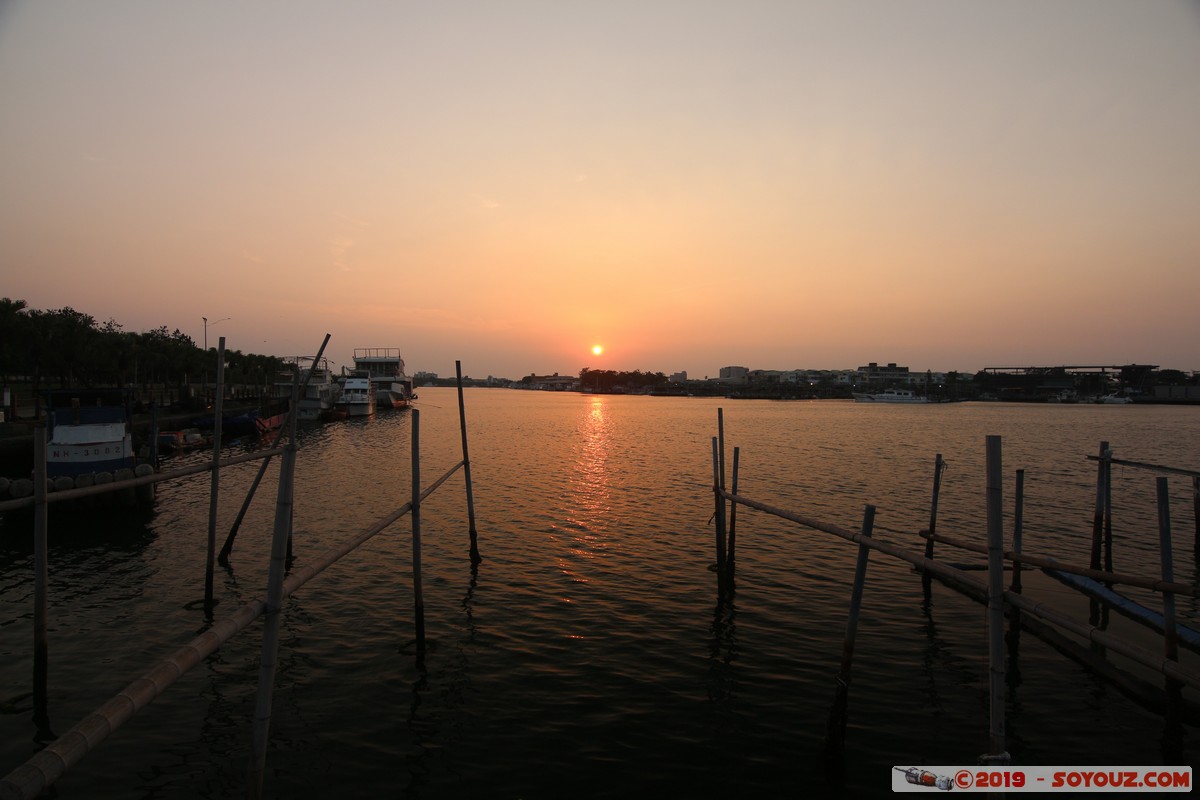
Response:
[2,389,1198,797]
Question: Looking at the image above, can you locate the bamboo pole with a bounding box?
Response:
[716,409,728,588]
[1011,469,1025,593]
[1156,476,1184,719]
[1104,446,1114,575]
[923,454,945,561]
[710,437,728,594]
[717,407,726,494]
[919,530,1197,597]
[727,447,740,575]
[839,504,876,684]
[285,370,299,564]
[205,337,226,614]
[1090,441,1109,572]
[827,504,876,754]
[411,408,426,651]
[218,334,330,563]
[150,402,159,469]
[247,436,298,799]
[985,435,1007,761]
[0,448,286,513]
[1086,454,1200,479]
[32,425,51,740]
[718,488,1200,689]
[1156,478,1179,664]
[456,361,481,564]
[0,462,474,800]
[921,453,945,601]
[1193,476,1199,562]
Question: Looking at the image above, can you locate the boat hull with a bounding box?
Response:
[48,436,134,477]
[852,391,929,404]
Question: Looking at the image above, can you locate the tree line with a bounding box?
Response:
[576,368,669,392]
[0,298,282,391]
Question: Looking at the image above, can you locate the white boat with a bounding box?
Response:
[45,389,136,477]
[273,356,341,421]
[852,388,929,404]
[1098,393,1133,405]
[352,347,415,409]
[336,370,376,417]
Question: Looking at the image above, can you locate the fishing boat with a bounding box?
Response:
[336,370,376,417]
[45,389,138,477]
[273,356,341,421]
[157,427,209,453]
[352,348,415,409]
[852,388,929,404]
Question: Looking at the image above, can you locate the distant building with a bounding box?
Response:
[719,366,749,384]
[415,370,438,382]
[856,362,910,387]
[669,371,688,383]
[525,373,579,391]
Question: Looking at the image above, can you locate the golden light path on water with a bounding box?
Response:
[1,389,1198,798]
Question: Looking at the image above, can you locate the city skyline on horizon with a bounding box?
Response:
[3,2,1197,382]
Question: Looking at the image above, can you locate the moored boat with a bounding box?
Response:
[45,389,137,477]
[273,356,341,421]
[852,388,929,404]
[41,388,157,506]
[157,427,209,453]
[352,348,415,409]
[336,370,376,417]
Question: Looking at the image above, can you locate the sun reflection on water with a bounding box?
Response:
[555,397,615,587]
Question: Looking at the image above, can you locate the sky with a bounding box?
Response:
[1,1,1198,380]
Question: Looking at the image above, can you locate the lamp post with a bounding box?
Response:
[203,316,231,351]
[202,317,230,399]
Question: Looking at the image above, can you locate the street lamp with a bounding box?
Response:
[203,316,231,350]
[202,316,231,400]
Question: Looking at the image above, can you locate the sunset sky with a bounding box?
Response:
[2,1,1197,380]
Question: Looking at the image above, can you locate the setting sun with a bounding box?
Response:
[592,344,604,356]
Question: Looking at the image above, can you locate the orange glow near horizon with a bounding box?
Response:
[1,4,1197,379]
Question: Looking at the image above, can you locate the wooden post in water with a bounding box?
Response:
[205,337,226,615]
[717,407,726,495]
[715,409,729,588]
[826,504,875,755]
[150,402,160,469]
[411,408,427,651]
[1156,478,1180,664]
[32,425,51,739]
[285,371,299,565]
[218,334,330,564]
[710,437,728,595]
[727,447,740,577]
[1192,476,1199,562]
[247,428,298,799]
[1104,446,1114,574]
[839,504,876,683]
[985,435,1007,762]
[1010,469,1025,594]
[921,454,945,601]
[923,454,945,561]
[1156,476,1184,742]
[456,361,481,564]
[1090,441,1109,572]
